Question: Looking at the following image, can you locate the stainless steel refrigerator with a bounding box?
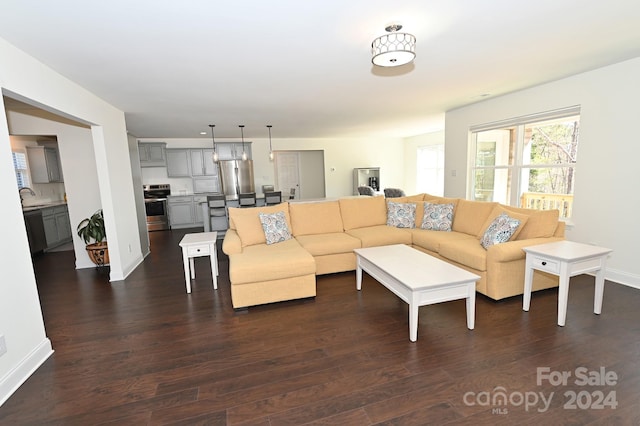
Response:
[218,159,255,199]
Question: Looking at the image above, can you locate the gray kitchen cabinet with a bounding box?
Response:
[138,142,166,167]
[166,149,191,177]
[168,194,215,229]
[168,196,196,229]
[55,207,72,242]
[193,177,219,194]
[188,149,221,193]
[190,149,218,176]
[42,210,58,248]
[216,143,252,160]
[41,205,72,249]
[193,195,207,224]
[27,146,63,183]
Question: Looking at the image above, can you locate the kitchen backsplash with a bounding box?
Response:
[21,182,66,205]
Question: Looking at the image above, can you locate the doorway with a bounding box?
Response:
[274,150,326,200]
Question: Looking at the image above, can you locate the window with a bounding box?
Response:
[417,144,444,196]
[12,151,30,189]
[470,107,579,218]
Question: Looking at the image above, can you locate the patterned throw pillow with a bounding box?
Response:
[480,213,521,249]
[386,202,416,228]
[421,202,454,231]
[258,211,292,245]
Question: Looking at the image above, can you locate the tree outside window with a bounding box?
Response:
[470,113,579,218]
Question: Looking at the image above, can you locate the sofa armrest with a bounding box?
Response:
[222,229,243,255]
[487,237,565,263]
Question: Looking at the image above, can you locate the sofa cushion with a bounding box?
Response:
[295,233,361,256]
[423,194,460,209]
[386,201,416,228]
[221,229,242,255]
[411,229,475,253]
[392,193,426,203]
[480,213,522,249]
[387,196,425,228]
[229,203,292,247]
[289,200,344,236]
[347,225,412,247]
[421,202,455,231]
[477,205,529,240]
[501,205,560,239]
[259,211,293,245]
[228,202,290,230]
[439,239,487,271]
[229,238,315,284]
[452,199,497,236]
[339,196,387,230]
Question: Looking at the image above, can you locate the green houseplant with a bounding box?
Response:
[77,209,109,266]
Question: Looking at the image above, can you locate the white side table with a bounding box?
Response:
[522,240,612,326]
[178,232,218,293]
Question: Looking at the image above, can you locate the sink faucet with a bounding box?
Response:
[19,187,36,204]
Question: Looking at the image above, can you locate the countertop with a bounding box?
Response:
[22,201,67,212]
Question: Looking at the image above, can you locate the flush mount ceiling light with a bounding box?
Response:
[371,24,416,67]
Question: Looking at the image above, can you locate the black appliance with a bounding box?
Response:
[143,184,170,231]
[24,209,47,254]
[368,176,379,191]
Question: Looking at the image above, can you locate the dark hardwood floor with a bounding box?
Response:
[1,229,639,425]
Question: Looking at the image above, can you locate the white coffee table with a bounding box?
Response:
[522,240,612,326]
[178,232,218,293]
[355,244,480,342]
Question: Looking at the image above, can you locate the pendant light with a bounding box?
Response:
[267,125,274,161]
[209,124,219,162]
[239,125,247,161]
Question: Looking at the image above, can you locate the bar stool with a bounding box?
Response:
[239,192,257,207]
[264,191,282,206]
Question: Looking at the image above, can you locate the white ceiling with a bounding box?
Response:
[1,0,640,140]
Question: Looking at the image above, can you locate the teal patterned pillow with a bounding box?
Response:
[258,211,292,245]
[421,202,454,231]
[480,213,521,249]
[386,202,416,228]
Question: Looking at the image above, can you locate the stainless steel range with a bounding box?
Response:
[143,184,170,231]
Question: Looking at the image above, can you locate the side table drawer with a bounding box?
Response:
[187,244,210,256]
[531,256,559,274]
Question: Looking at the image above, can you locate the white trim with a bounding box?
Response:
[606,268,640,290]
[469,105,581,132]
[0,339,53,406]
[115,253,145,282]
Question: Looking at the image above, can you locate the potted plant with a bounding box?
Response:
[77,209,109,266]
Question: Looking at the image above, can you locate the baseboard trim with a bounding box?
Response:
[607,268,640,290]
[111,253,145,282]
[0,338,53,406]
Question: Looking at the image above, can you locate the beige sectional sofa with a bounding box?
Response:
[222,194,565,308]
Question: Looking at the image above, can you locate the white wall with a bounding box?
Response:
[445,57,640,288]
[139,136,407,198]
[0,100,52,406]
[128,134,150,257]
[0,37,143,404]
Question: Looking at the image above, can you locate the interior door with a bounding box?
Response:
[275,152,301,199]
